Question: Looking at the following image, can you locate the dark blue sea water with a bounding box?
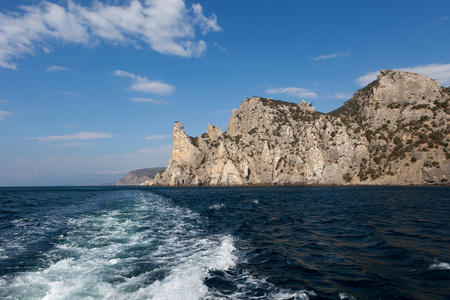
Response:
[0,186,449,299]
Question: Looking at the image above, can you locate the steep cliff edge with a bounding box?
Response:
[147,70,450,186]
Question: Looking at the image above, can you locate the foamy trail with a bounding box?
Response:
[429,261,450,271]
[141,235,235,300]
[0,192,237,300]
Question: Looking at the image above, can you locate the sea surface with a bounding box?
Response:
[0,186,449,300]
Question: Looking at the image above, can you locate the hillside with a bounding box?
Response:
[114,167,166,186]
[145,70,449,186]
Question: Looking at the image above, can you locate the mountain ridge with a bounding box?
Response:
[144,70,449,186]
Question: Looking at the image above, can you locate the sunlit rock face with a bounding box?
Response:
[147,70,450,186]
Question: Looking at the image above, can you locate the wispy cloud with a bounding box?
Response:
[192,4,222,34]
[265,87,317,98]
[0,110,12,120]
[0,99,8,104]
[29,132,117,142]
[55,142,95,146]
[41,155,78,162]
[59,91,80,97]
[436,16,448,22]
[217,110,230,114]
[356,71,380,87]
[100,144,172,159]
[0,0,221,69]
[46,65,67,72]
[94,170,125,175]
[114,70,174,95]
[356,63,450,87]
[145,134,171,140]
[138,144,173,154]
[329,92,352,100]
[312,52,350,61]
[131,97,168,104]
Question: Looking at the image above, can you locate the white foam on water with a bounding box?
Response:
[270,290,316,300]
[209,203,225,211]
[429,261,450,271]
[207,272,317,300]
[2,213,67,262]
[339,292,357,300]
[0,192,238,300]
[0,247,8,259]
[140,235,236,300]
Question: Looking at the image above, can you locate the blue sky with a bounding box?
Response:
[1,0,449,186]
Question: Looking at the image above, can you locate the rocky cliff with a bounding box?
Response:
[146,70,450,186]
[114,167,165,186]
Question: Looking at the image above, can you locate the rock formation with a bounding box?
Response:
[146,70,450,186]
[114,167,165,186]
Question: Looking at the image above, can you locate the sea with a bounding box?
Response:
[0,186,449,300]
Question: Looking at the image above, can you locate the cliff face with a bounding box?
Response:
[147,70,450,186]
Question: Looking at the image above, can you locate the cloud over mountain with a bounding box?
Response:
[265,87,317,99]
[357,63,450,87]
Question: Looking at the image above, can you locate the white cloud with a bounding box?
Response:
[356,63,450,87]
[313,52,350,61]
[30,132,117,141]
[0,110,12,120]
[356,71,380,87]
[131,81,173,94]
[330,92,352,100]
[113,70,135,78]
[0,0,221,69]
[114,70,174,95]
[46,65,67,72]
[400,64,450,86]
[0,99,8,104]
[145,134,171,140]
[191,3,221,34]
[131,97,167,104]
[265,87,317,98]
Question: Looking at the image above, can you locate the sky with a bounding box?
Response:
[1,0,449,186]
